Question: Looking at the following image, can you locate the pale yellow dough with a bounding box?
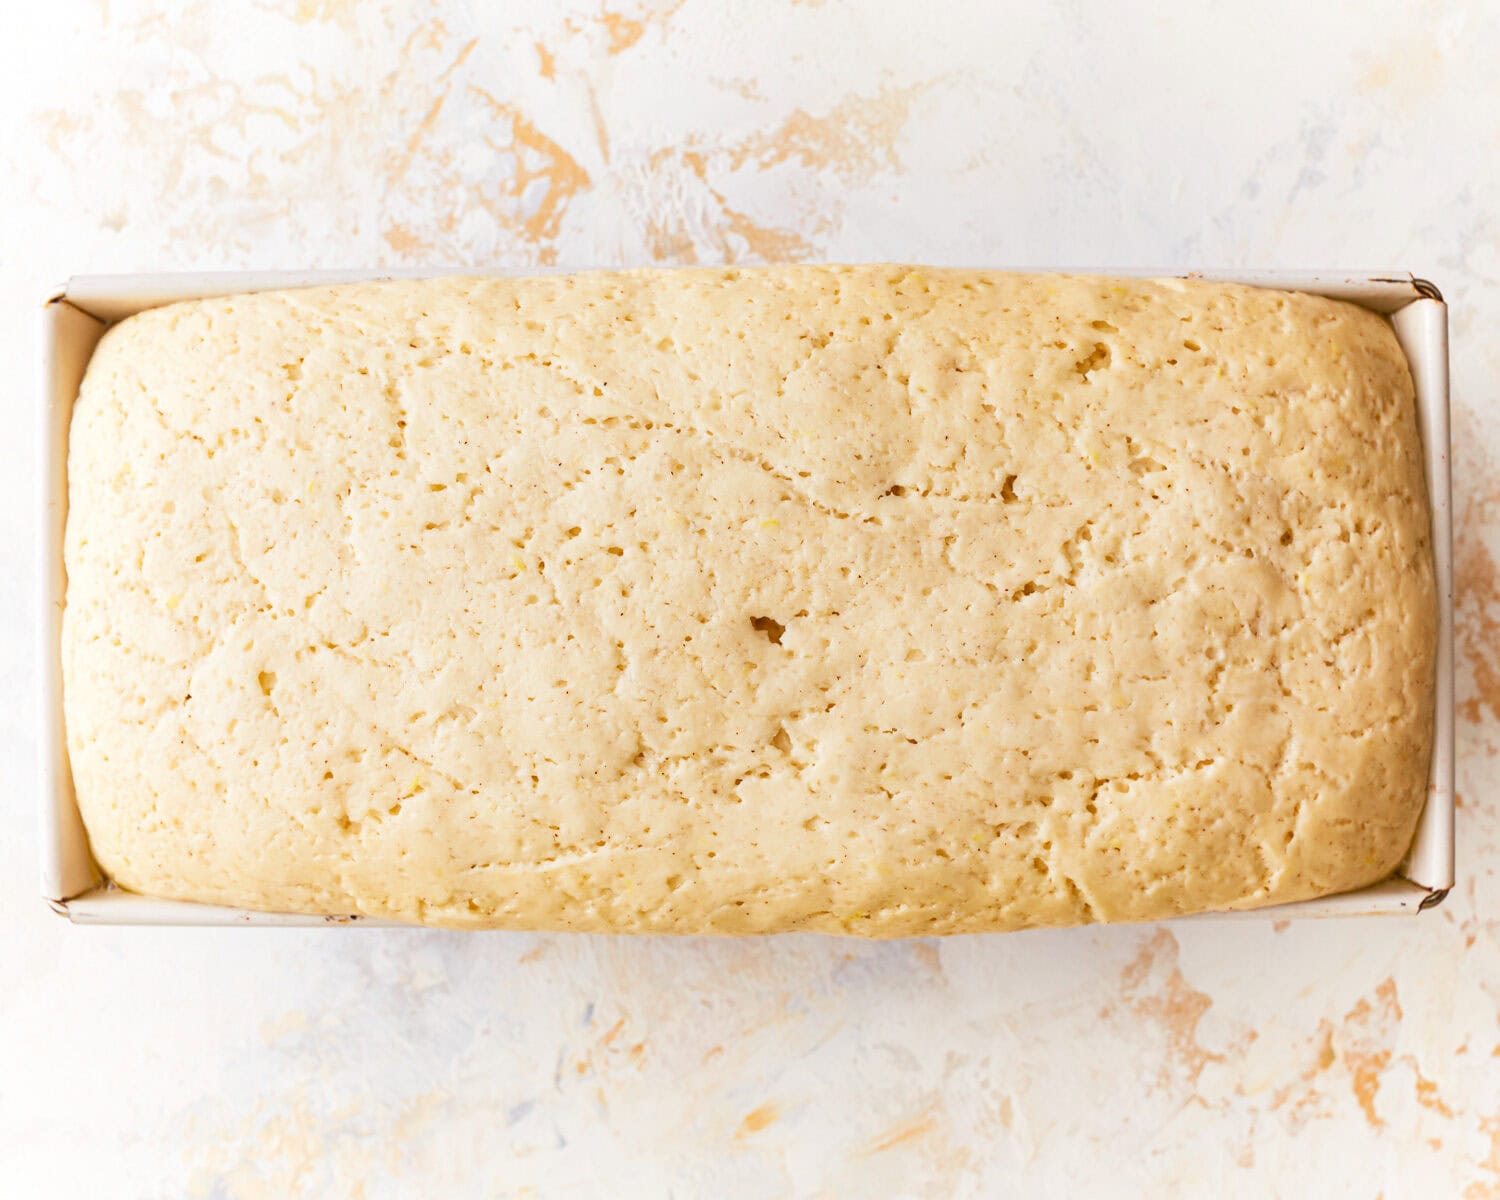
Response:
[63,267,1436,933]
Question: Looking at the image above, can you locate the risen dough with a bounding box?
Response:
[63,268,1436,932]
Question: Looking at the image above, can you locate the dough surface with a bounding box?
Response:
[62,267,1437,932]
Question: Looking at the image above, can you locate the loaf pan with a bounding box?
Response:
[38,268,1454,926]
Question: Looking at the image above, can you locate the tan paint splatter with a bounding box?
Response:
[535,41,556,79]
[735,1103,780,1139]
[1315,1024,1338,1071]
[569,1015,646,1079]
[1118,929,1223,1087]
[470,86,591,255]
[643,211,701,266]
[1467,1115,1500,1199]
[113,80,302,212]
[391,17,454,62]
[391,1090,445,1143]
[632,80,923,264]
[599,0,688,55]
[1357,34,1444,102]
[290,0,359,31]
[859,1107,939,1155]
[720,205,817,263]
[184,1093,369,1198]
[37,109,86,151]
[1272,976,1458,1133]
[910,942,942,975]
[383,224,432,258]
[726,84,924,179]
[719,77,767,102]
[384,36,480,188]
[1271,1021,1337,1124]
[585,80,611,162]
[386,90,451,186]
[602,12,646,54]
[1416,1070,1457,1118]
[1340,978,1401,1127]
[654,148,816,264]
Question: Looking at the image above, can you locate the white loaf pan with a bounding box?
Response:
[38,268,1454,927]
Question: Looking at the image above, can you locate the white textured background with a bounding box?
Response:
[4,2,1499,1196]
